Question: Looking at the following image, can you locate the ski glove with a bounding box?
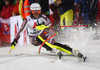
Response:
[10,39,17,49]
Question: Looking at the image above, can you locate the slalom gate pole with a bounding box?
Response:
[38,32,58,54]
[50,25,89,28]
[49,25,89,28]
[59,25,89,27]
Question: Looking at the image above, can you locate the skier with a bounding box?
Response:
[10,3,86,61]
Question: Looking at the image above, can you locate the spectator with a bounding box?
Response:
[12,0,20,16]
[88,0,98,27]
[81,0,98,27]
[74,0,82,16]
[49,0,60,26]
[54,0,74,30]
[81,0,89,25]
[73,0,83,25]
[0,0,14,19]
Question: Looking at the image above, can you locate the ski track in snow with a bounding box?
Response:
[0,27,100,70]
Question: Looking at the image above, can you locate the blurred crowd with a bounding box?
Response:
[0,0,20,18]
[74,0,99,27]
[0,0,99,25]
[0,0,100,46]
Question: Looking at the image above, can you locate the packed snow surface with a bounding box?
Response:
[0,28,100,70]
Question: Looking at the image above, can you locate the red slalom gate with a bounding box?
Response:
[59,25,89,27]
[38,32,58,54]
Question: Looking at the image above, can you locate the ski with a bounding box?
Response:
[57,52,87,62]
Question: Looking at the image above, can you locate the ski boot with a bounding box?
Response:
[57,52,63,59]
[72,49,87,62]
[51,48,63,59]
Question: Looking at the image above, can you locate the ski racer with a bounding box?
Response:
[10,3,86,61]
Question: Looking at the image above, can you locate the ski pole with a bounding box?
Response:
[9,49,12,53]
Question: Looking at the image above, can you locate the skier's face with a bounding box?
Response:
[31,10,41,18]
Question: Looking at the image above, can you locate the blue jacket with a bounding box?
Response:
[59,0,74,15]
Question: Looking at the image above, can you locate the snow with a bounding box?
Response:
[0,28,100,70]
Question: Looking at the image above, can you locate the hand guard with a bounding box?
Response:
[36,24,50,30]
[10,39,17,49]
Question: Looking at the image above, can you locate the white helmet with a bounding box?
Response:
[30,3,41,10]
